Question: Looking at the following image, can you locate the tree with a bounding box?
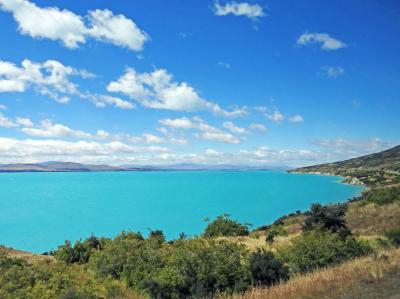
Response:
[249,249,289,286]
[303,203,351,238]
[279,229,372,273]
[203,214,250,238]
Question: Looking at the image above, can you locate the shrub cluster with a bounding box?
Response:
[303,203,351,238]
[203,214,250,238]
[361,186,400,206]
[279,229,372,273]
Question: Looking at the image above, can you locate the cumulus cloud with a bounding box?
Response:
[249,123,267,132]
[0,58,135,109]
[87,94,135,109]
[143,133,164,144]
[15,116,33,127]
[265,110,284,122]
[297,32,346,51]
[288,115,304,123]
[107,67,246,117]
[319,66,344,78]
[197,131,240,144]
[0,112,17,128]
[159,117,195,129]
[214,1,264,20]
[159,116,242,144]
[0,0,149,51]
[312,138,397,158]
[223,121,247,134]
[0,59,85,102]
[20,119,93,139]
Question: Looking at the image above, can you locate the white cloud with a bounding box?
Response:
[21,119,92,139]
[249,123,267,132]
[0,58,135,109]
[265,110,284,122]
[223,121,247,134]
[0,112,17,128]
[159,117,194,129]
[169,137,188,145]
[143,133,164,144]
[86,9,149,51]
[107,67,246,117]
[288,115,304,123]
[0,0,149,51]
[312,138,397,157]
[214,1,264,19]
[0,59,84,102]
[157,127,168,134]
[320,66,344,78]
[297,32,346,51]
[15,117,33,127]
[0,104,7,110]
[205,148,223,157]
[197,131,240,144]
[253,106,267,112]
[88,94,135,109]
[159,116,242,144]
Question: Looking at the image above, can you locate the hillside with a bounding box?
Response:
[291,145,400,186]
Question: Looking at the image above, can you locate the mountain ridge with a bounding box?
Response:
[290,145,400,186]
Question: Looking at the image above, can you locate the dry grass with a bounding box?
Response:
[0,245,53,264]
[224,248,400,299]
[346,202,400,235]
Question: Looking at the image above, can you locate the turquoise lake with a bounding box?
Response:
[0,171,364,253]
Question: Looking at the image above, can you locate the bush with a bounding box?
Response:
[303,203,351,238]
[279,230,372,273]
[249,249,289,286]
[53,235,104,264]
[265,226,288,244]
[89,233,251,298]
[203,214,250,238]
[362,186,400,206]
[385,227,400,246]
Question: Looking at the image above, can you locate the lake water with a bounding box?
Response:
[0,171,363,253]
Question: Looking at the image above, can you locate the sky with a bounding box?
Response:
[0,0,399,166]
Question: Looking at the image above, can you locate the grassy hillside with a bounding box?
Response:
[291,145,400,186]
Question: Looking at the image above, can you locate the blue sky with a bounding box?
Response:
[0,0,399,166]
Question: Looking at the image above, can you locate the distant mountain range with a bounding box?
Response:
[0,161,289,172]
[291,145,400,186]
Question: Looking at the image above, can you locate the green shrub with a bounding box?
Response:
[362,186,400,206]
[303,203,351,238]
[385,227,400,246]
[265,225,288,244]
[89,233,251,298]
[249,249,289,286]
[279,230,372,274]
[53,235,104,264]
[203,214,250,238]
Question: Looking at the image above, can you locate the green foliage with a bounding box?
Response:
[279,230,372,274]
[249,249,289,286]
[265,225,288,243]
[53,235,104,264]
[203,214,250,238]
[303,203,351,238]
[385,227,400,246]
[0,251,130,299]
[89,232,251,298]
[361,186,400,206]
